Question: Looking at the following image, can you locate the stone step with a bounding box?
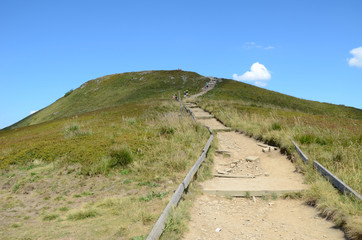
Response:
[203,189,305,197]
[195,116,214,119]
[212,128,232,132]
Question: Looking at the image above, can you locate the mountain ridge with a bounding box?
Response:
[3,70,362,131]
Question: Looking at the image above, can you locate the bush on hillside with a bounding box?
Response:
[109,145,133,167]
[64,89,74,97]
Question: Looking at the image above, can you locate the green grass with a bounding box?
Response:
[199,78,362,239]
[43,213,59,221]
[5,70,210,130]
[3,70,359,238]
[202,79,362,119]
[67,209,98,220]
[0,95,209,239]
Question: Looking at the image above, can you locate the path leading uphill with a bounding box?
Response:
[182,103,346,240]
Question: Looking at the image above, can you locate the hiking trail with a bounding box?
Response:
[181,82,347,240]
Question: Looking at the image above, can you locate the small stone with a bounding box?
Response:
[230,163,236,168]
[262,148,270,153]
[246,156,259,162]
[225,168,232,172]
[264,172,269,176]
[252,196,257,202]
[217,170,227,174]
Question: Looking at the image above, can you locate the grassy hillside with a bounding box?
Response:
[0,101,211,239]
[6,70,210,130]
[198,79,362,239]
[1,71,361,239]
[204,79,362,119]
[0,70,214,239]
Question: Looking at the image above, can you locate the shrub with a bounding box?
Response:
[64,89,74,97]
[64,123,91,138]
[297,134,316,145]
[159,126,175,136]
[297,134,328,145]
[43,213,59,221]
[109,145,133,167]
[126,118,136,125]
[271,122,282,131]
[67,209,98,220]
[139,191,168,202]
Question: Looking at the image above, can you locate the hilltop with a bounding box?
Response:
[5,70,210,130]
[5,71,361,131]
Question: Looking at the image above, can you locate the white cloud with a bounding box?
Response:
[243,42,275,50]
[233,62,271,84]
[245,41,256,46]
[348,47,362,67]
[30,110,38,114]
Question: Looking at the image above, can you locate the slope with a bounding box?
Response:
[0,69,211,239]
[203,79,362,119]
[6,70,210,130]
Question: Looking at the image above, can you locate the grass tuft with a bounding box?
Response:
[109,145,133,167]
[43,213,59,221]
[67,209,98,221]
[271,122,282,131]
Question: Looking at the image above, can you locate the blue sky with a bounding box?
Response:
[1,0,361,129]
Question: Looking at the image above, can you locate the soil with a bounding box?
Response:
[183,195,346,240]
[183,107,347,240]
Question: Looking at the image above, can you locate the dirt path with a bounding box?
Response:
[183,106,347,240]
[184,195,346,240]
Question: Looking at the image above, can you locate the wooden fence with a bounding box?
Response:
[292,141,361,201]
[147,105,213,240]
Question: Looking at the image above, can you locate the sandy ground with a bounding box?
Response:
[184,195,346,240]
[183,107,347,240]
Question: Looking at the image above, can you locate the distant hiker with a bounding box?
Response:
[206,83,209,88]
[186,90,189,96]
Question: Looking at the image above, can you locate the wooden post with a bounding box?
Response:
[179,91,182,120]
[293,140,361,201]
[292,141,309,164]
[313,160,361,200]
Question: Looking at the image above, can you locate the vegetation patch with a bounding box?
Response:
[67,209,98,220]
[139,191,168,202]
[64,89,74,97]
[109,144,133,167]
[0,96,209,239]
[42,213,59,221]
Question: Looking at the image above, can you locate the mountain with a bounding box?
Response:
[5,70,210,130]
[1,70,361,239]
[6,70,361,131]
